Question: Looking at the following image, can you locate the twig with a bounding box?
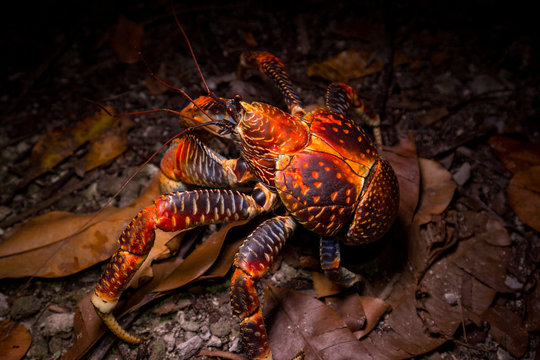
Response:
[198,349,248,360]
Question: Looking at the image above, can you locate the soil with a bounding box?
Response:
[1,1,539,359]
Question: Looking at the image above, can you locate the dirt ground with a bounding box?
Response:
[1,1,539,359]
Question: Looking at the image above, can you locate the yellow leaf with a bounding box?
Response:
[19,107,115,187]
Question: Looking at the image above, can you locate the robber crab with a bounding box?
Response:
[91,49,399,359]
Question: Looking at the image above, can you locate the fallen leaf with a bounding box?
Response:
[61,293,106,360]
[19,107,116,187]
[524,273,540,332]
[312,271,343,298]
[414,158,456,225]
[0,319,31,360]
[85,117,133,171]
[264,285,373,360]
[145,62,169,95]
[482,305,529,357]
[507,165,540,232]
[325,294,367,333]
[111,15,143,64]
[63,220,250,360]
[383,135,420,226]
[489,135,540,174]
[307,49,411,83]
[0,174,167,278]
[353,296,390,339]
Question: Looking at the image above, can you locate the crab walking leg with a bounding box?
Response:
[325,82,383,151]
[230,216,297,360]
[239,51,305,117]
[319,237,360,288]
[91,185,277,344]
[160,134,255,194]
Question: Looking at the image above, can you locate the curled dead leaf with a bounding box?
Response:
[312,271,343,298]
[264,285,373,360]
[414,158,456,225]
[383,135,420,226]
[507,165,540,232]
[85,117,133,171]
[0,320,31,360]
[63,220,250,360]
[145,62,169,95]
[325,294,367,333]
[19,107,115,187]
[482,305,529,357]
[111,15,143,64]
[307,49,412,83]
[353,296,390,339]
[489,135,540,174]
[0,174,163,279]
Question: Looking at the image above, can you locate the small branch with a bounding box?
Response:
[198,349,248,360]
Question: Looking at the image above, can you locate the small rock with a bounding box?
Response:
[496,346,513,360]
[229,337,242,352]
[207,335,222,348]
[210,318,232,338]
[149,339,168,360]
[0,205,12,222]
[444,292,458,306]
[0,292,9,316]
[453,162,471,186]
[40,312,74,336]
[48,336,65,359]
[200,324,212,340]
[469,74,504,96]
[271,261,311,286]
[162,333,176,352]
[177,311,202,332]
[176,335,203,358]
[10,296,42,319]
[504,275,523,290]
[26,334,49,359]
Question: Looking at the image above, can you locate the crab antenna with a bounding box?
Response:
[171,8,213,96]
[139,52,220,124]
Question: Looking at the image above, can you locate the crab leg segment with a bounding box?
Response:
[319,237,360,288]
[231,216,297,360]
[92,185,276,344]
[325,82,383,150]
[160,134,254,193]
[239,51,305,117]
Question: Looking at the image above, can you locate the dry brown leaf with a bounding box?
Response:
[85,117,133,171]
[482,305,529,357]
[312,271,343,298]
[63,220,250,360]
[524,273,540,332]
[383,135,420,226]
[489,135,540,174]
[61,293,106,360]
[507,165,540,232]
[353,296,390,339]
[414,158,456,225]
[145,62,169,95]
[307,49,412,83]
[0,320,31,360]
[325,294,367,333]
[19,107,116,187]
[0,175,164,278]
[264,285,373,360]
[111,15,143,64]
